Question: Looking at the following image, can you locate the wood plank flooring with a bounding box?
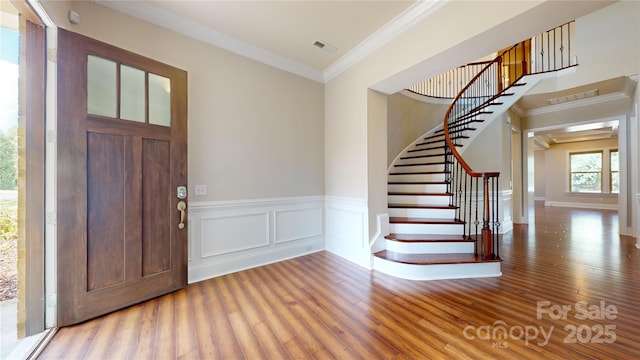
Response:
[38,204,640,359]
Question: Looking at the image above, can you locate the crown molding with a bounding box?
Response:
[94,0,446,84]
[525,91,632,117]
[94,0,324,82]
[323,0,447,83]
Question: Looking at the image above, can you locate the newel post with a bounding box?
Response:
[482,175,492,260]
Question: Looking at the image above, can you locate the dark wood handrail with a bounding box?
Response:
[442,55,501,260]
[439,21,576,261]
[442,59,498,178]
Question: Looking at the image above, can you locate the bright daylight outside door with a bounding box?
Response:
[56,29,188,326]
[1,2,45,358]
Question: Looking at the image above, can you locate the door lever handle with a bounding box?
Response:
[177,201,186,229]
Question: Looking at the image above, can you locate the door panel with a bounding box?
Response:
[57,29,188,326]
[142,138,172,276]
[87,132,126,291]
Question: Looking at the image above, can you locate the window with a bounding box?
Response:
[570,151,602,192]
[610,149,619,193]
[568,148,618,194]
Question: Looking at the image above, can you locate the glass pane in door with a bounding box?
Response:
[120,65,146,122]
[148,73,171,127]
[87,55,117,117]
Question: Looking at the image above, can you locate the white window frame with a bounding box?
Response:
[566,147,618,195]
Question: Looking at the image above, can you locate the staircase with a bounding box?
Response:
[373,76,551,280]
[373,124,502,280]
[372,22,576,280]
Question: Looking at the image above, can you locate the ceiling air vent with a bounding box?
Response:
[312,39,336,53]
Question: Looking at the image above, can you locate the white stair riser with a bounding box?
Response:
[404,147,445,156]
[386,240,474,254]
[388,173,446,182]
[388,207,456,218]
[388,184,447,193]
[397,155,446,165]
[373,257,501,281]
[389,223,464,235]
[415,140,445,148]
[387,195,450,206]
[392,164,445,173]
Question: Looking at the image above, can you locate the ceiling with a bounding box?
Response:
[95,0,431,82]
[93,1,633,147]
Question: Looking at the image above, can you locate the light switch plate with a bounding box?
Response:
[195,185,207,196]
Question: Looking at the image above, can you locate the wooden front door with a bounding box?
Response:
[56,29,188,326]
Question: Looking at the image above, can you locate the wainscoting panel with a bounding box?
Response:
[501,191,514,234]
[274,207,322,243]
[325,197,370,269]
[200,212,269,257]
[188,196,324,283]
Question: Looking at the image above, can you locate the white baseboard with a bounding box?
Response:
[534,196,546,201]
[500,216,513,234]
[544,201,618,211]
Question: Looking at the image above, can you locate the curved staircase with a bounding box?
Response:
[373,22,576,280]
[373,126,502,280]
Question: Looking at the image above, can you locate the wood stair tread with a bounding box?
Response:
[385,233,473,242]
[374,250,501,265]
[389,217,463,225]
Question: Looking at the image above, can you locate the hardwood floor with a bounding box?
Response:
[39,204,640,359]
